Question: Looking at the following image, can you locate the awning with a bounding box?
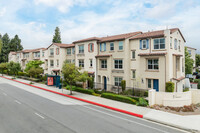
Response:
[95,54,112,58]
[138,52,167,56]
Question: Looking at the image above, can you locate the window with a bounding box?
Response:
[42,52,44,57]
[132,70,136,79]
[90,59,93,67]
[154,38,165,49]
[50,48,54,56]
[148,79,152,88]
[142,40,147,49]
[100,43,106,51]
[170,37,172,49]
[79,45,84,53]
[114,77,123,86]
[57,59,59,66]
[56,48,59,55]
[67,48,71,55]
[174,39,177,50]
[72,59,75,63]
[50,60,54,67]
[114,59,123,69]
[118,41,123,50]
[148,59,159,70]
[110,42,114,51]
[89,43,93,52]
[79,60,84,67]
[188,50,191,55]
[101,60,107,68]
[176,57,180,71]
[132,51,135,59]
[178,40,181,50]
[72,47,75,54]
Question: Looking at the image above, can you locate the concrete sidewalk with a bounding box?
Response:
[1,75,200,132]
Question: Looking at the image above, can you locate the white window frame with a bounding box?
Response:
[90,59,93,67]
[114,77,123,86]
[110,42,114,51]
[118,41,123,50]
[132,70,136,79]
[79,59,84,67]
[132,51,135,59]
[142,40,147,49]
[50,48,54,56]
[57,59,59,66]
[101,60,107,68]
[174,39,177,50]
[147,59,159,70]
[114,59,123,69]
[50,60,54,67]
[67,48,71,55]
[79,45,84,54]
[154,38,165,49]
[170,37,172,49]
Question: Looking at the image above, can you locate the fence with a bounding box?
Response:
[91,82,148,97]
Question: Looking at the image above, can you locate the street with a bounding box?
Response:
[0,82,188,133]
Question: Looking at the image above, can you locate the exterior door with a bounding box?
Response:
[104,77,107,91]
[153,79,159,91]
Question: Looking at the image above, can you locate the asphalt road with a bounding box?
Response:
[0,83,188,133]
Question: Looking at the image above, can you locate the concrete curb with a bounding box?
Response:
[0,76,143,118]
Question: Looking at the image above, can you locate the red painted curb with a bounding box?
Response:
[0,76,143,118]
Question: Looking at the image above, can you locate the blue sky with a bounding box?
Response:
[0,0,200,52]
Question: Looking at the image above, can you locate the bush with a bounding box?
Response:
[166,81,175,92]
[183,88,189,92]
[94,89,102,94]
[136,98,148,107]
[194,79,200,83]
[121,80,126,92]
[196,69,199,73]
[74,87,95,95]
[121,89,133,95]
[189,78,194,83]
[66,85,76,90]
[198,80,200,89]
[144,91,148,97]
[18,72,25,76]
[101,93,136,104]
[92,93,101,96]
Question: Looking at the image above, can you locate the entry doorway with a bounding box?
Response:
[103,76,107,91]
[153,79,159,91]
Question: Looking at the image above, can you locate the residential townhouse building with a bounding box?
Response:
[186,46,196,72]
[129,28,185,92]
[8,28,188,92]
[46,43,75,75]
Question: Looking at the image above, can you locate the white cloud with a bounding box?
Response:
[0,8,6,17]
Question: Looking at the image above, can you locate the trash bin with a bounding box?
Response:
[59,83,62,89]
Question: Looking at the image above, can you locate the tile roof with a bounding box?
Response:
[73,37,101,43]
[173,54,183,56]
[22,48,46,53]
[73,31,142,43]
[10,52,17,55]
[53,43,75,48]
[186,46,197,50]
[99,31,142,42]
[130,28,186,42]
[138,52,167,56]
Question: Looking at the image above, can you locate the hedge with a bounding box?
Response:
[194,79,200,83]
[101,93,136,104]
[136,98,148,107]
[166,81,175,92]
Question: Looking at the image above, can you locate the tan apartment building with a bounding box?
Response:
[186,46,196,72]
[46,43,75,75]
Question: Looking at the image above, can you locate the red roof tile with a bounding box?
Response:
[173,76,185,81]
[138,52,167,56]
[54,43,75,48]
[130,28,186,42]
[22,48,46,53]
[99,31,142,42]
[73,37,100,43]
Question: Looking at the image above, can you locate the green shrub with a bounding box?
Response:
[198,80,200,89]
[101,93,136,104]
[165,81,175,92]
[189,78,194,83]
[196,69,199,73]
[18,72,25,76]
[73,87,94,95]
[92,93,101,96]
[121,89,133,95]
[136,98,148,107]
[66,85,76,90]
[144,91,148,97]
[94,89,102,94]
[194,79,200,83]
[183,88,189,92]
[121,80,126,92]
[29,81,34,84]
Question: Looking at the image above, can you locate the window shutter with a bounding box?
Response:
[88,44,90,52]
[92,43,94,52]
[147,39,149,49]
[140,40,142,49]
[104,43,106,51]
[100,43,102,51]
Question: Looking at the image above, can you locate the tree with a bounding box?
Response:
[196,54,200,67]
[185,47,194,74]
[52,27,62,43]
[62,63,80,95]
[7,61,21,77]
[9,35,23,52]
[24,60,44,78]
[28,67,44,78]
[0,38,2,55]
[0,63,8,76]
[78,71,91,89]
[0,33,10,63]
